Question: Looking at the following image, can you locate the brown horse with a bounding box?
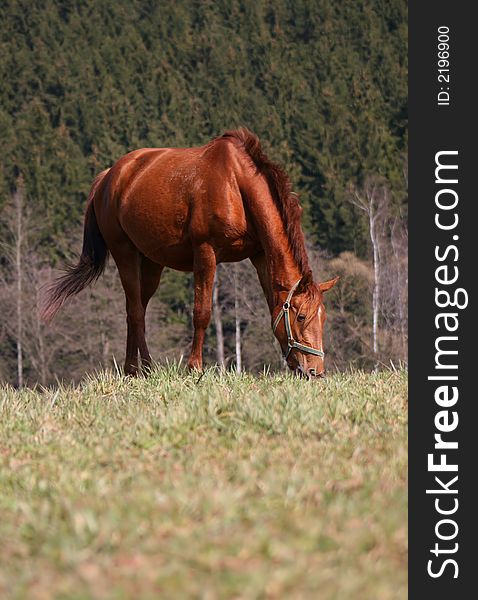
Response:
[42,128,338,378]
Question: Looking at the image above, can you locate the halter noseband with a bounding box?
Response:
[272,279,325,360]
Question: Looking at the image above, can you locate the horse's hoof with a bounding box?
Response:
[187,362,203,372]
[124,366,139,378]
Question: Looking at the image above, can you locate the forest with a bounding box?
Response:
[0,0,408,385]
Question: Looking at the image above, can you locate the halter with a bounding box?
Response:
[272,279,325,360]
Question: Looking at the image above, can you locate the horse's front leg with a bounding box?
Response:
[188,243,216,371]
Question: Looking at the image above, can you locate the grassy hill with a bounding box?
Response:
[0,368,407,599]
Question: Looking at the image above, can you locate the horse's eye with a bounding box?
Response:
[297,314,306,322]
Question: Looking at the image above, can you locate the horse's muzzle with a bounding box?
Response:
[294,366,326,380]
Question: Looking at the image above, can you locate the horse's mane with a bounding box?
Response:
[218,127,311,276]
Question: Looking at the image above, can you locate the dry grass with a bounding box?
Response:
[0,367,407,599]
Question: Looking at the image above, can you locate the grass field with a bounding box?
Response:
[0,367,407,600]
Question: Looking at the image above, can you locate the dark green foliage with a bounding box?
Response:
[1,0,407,255]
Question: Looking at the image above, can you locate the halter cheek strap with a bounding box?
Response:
[272,280,325,360]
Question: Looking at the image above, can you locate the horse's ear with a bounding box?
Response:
[319,276,339,293]
[295,270,313,294]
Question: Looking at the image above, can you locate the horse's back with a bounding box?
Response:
[96,140,256,269]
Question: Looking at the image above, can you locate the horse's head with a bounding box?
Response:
[272,271,339,378]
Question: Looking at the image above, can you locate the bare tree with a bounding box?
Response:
[387,215,408,362]
[349,179,387,357]
[219,260,279,372]
[348,179,408,367]
[212,268,225,367]
[0,176,28,387]
[233,263,242,373]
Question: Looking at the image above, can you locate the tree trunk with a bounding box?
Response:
[14,181,24,388]
[35,279,47,386]
[233,264,242,374]
[212,271,225,367]
[369,207,380,357]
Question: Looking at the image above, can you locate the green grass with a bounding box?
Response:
[0,367,407,600]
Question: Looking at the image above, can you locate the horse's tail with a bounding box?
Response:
[41,169,110,322]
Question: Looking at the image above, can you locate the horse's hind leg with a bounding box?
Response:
[188,243,216,371]
[110,240,146,376]
[139,256,163,370]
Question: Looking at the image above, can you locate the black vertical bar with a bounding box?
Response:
[409,3,475,597]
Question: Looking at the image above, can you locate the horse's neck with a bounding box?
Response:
[252,226,303,313]
[244,176,305,309]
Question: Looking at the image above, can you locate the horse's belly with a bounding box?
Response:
[119,196,194,269]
